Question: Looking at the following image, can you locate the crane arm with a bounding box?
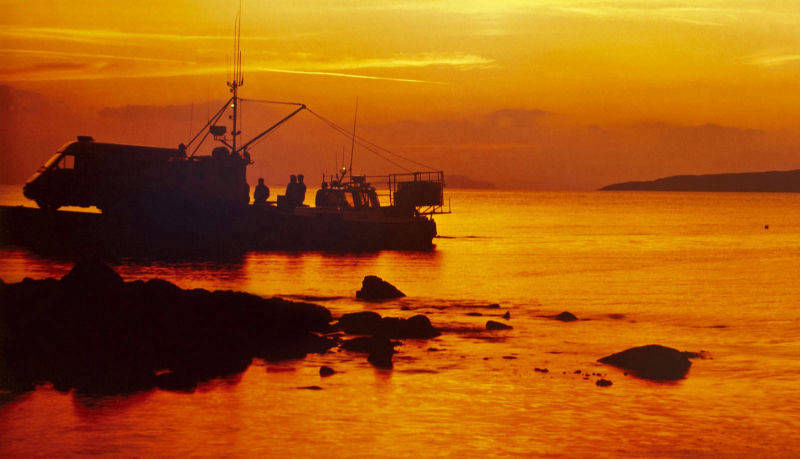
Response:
[235,104,306,155]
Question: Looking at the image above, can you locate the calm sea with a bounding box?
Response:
[1,184,799,456]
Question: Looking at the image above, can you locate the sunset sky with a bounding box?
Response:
[3,1,800,187]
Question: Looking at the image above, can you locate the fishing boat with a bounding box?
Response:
[3,11,448,252]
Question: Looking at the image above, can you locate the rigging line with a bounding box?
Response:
[305,108,427,171]
[350,133,436,171]
[305,109,411,172]
[185,96,233,148]
[239,98,305,106]
[306,107,435,170]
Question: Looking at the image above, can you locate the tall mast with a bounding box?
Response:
[228,0,244,155]
[349,97,358,179]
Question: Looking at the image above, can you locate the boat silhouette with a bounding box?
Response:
[7,9,447,252]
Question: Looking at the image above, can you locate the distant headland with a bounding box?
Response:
[600,169,800,192]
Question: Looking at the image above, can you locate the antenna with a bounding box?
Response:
[227,0,244,156]
[349,97,358,179]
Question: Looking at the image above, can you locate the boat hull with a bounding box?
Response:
[0,205,437,254]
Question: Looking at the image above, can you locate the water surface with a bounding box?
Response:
[2,186,799,455]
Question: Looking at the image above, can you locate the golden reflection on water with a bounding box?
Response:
[2,189,800,455]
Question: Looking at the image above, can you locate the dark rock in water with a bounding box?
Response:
[400,305,411,311]
[534,367,549,373]
[596,379,613,387]
[337,311,439,339]
[61,259,124,289]
[356,275,405,300]
[486,320,513,330]
[402,315,440,339]
[342,336,397,369]
[488,303,500,309]
[598,345,692,380]
[319,366,336,377]
[466,312,483,317]
[554,311,578,322]
[502,311,510,320]
[298,385,323,390]
[338,311,383,335]
[0,262,334,395]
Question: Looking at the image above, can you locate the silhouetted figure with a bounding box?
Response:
[315,182,329,207]
[285,174,298,201]
[254,178,269,205]
[296,174,307,205]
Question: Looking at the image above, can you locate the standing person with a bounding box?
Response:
[296,174,307,205]
[285,175,297,202]
[253,177,269,205]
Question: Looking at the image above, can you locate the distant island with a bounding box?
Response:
[446,175,496,189]
[601,169,800,192]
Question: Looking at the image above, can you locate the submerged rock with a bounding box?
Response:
[596,379,613,387]
[486,320,513,330]
[598,345,692,380]
[553,311,578,322]
[298,385,323,390]
[356,275,405,300]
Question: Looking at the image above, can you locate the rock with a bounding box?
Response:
[0,263,335,395]
[298,385,323,390]
[337,311,439,339]
[488,303,500,309]
[355,275,405,300]
[466,312,483,317]
[338,311,383,335]
[598,345,692,380]
[341,336,396,369]
[554,311,578,322]
[61,259,123,289]
[534,367,549,373]
[486,320,513,330]
[596,379,613,387]
[402,315,440,339]
[502,311,510,319]
[319,366,335,377]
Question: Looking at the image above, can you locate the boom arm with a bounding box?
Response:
[236,104,306,155]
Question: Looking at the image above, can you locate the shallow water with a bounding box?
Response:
[2,186,800,456]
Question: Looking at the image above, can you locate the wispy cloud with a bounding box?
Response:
[0,61,447,84]
[250,67,444,84]
[0,45,486,83]
[749,54,800,67]
[297,54,493,71]
[0,48,195,64]
[0,26,307,45]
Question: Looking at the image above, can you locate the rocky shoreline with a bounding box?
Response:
[0,262,441,395]
[1,262,701,397]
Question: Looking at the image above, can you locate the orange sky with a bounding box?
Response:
[3,1,800,188]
